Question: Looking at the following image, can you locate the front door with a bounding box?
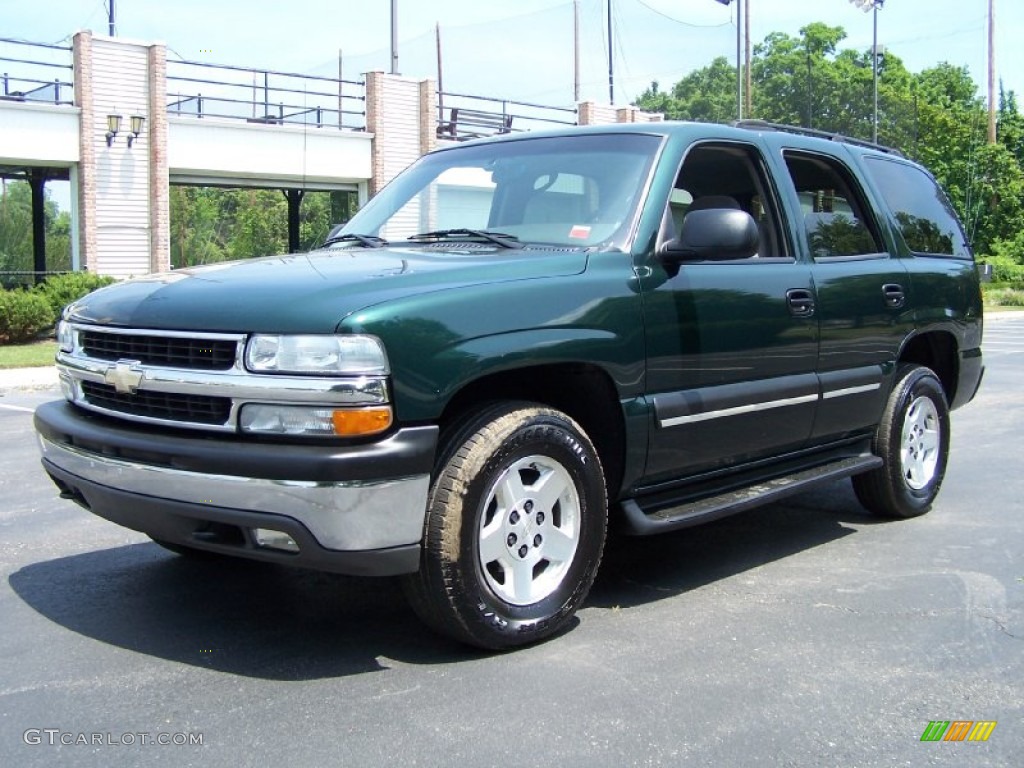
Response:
[640,141,819,487]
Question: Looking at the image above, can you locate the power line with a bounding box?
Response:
[632,0,732,27]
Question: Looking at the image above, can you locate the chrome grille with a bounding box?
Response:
[81,381,231,425]
[81,330,237,370]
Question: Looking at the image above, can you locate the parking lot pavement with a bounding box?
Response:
[984,311,1024,356]
[0,330,1021,767]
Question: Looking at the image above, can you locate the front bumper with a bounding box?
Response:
[34,401,437,576]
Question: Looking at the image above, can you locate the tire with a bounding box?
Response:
[852,364,950,518]
[403,402,608,650]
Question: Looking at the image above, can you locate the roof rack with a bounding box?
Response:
[733,119,904,157]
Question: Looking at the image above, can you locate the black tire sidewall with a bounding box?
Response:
[883,367,950,513]
[449,410,606,645]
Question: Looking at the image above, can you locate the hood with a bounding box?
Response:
[65,246,589,333]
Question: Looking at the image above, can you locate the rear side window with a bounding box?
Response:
[863,157,970,258]
[782,152,885,260]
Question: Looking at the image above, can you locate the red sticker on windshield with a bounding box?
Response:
[568,225,591,239]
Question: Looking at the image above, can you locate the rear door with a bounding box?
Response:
[775,148,912,440]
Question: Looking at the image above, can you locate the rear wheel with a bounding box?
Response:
[403,403,607,650]
[853,364,950,518]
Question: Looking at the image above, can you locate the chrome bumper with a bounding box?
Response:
[39,436,430,552]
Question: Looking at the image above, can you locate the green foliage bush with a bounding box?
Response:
[0,289,54,344]
[983,286,1024,307]
[978,254,1024,286]
[0,272,117,345]
[35,272,116,323]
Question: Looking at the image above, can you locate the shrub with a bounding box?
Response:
[0,289,54,344]
[983,286,1024,307]
[35,272,116,323]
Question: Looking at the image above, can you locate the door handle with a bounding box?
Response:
[786,288,815,317]
[882,283,906,308]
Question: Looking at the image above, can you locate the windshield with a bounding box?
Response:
[338,133,661,249]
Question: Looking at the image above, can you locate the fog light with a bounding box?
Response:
[253,528,299,553]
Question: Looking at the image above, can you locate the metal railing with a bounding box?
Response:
[437,91,577,141]
[0,37,74,106]
[167,59,365,130]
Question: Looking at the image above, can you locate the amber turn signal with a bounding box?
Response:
[331,407,393,436]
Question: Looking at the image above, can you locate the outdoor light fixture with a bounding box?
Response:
[849,0,885,142]
[105,113,121,146]
[127,115,145,147]
[104,113,145,147]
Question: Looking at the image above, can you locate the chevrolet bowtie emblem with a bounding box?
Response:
[103,361,144,394]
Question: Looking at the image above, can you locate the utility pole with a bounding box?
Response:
[390,0,399,75]
[872,2,880,143]
[436,24,445,129]
[574,0,581,103]
[736,0,743,120]
[108,0,115,36]
[988,0,997,143]
[607,0,614,104]
[714,0,742,120]
[745,0,752,117]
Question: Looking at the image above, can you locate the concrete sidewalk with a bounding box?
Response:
[0,366,59,391]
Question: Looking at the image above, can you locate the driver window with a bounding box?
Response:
[668,143,787,260]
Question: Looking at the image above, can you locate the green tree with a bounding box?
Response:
[634,22,1024,256]
[637,56,738,123]
[170,186,228,268]
[0,179,72,277]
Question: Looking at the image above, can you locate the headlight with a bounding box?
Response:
[244,335,389,375]
[57,321,75,353]
[239,404,393,437]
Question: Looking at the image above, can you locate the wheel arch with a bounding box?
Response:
[898,329,959,405]
[437,362,628,503]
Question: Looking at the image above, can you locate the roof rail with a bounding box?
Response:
[733,119,904,157]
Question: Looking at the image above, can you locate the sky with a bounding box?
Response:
[3,0,1020,109]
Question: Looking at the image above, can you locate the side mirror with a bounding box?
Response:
[660,208,759,263]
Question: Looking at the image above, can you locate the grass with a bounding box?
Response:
[982,283,1024,309]
[0,340,58,369]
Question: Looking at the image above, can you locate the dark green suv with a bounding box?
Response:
[35,121,984,649]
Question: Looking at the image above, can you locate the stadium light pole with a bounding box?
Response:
[850,0,885,143]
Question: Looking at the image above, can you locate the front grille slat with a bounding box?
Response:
[81,381,231,425]
[81,331,236,370]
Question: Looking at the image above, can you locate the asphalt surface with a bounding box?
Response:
[1,315,1021,767]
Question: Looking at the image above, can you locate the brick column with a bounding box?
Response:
[365,71,386,196]
[365,71,427,196]
[578,101,662,125]
[148,43,170,273]
[419,78,437,156]
[72,31,96,271]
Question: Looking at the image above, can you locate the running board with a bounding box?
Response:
[620,455,883,536]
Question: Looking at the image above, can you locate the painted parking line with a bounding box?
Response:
[0,403,35,413]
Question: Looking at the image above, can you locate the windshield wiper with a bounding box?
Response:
[322,233,389,248]
[407,228,522,249]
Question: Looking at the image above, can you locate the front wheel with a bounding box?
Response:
[853,364,950,518]
[403,403,607,650]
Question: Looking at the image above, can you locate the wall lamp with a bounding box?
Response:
[105,113,121,146]
[105,114,146,147]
